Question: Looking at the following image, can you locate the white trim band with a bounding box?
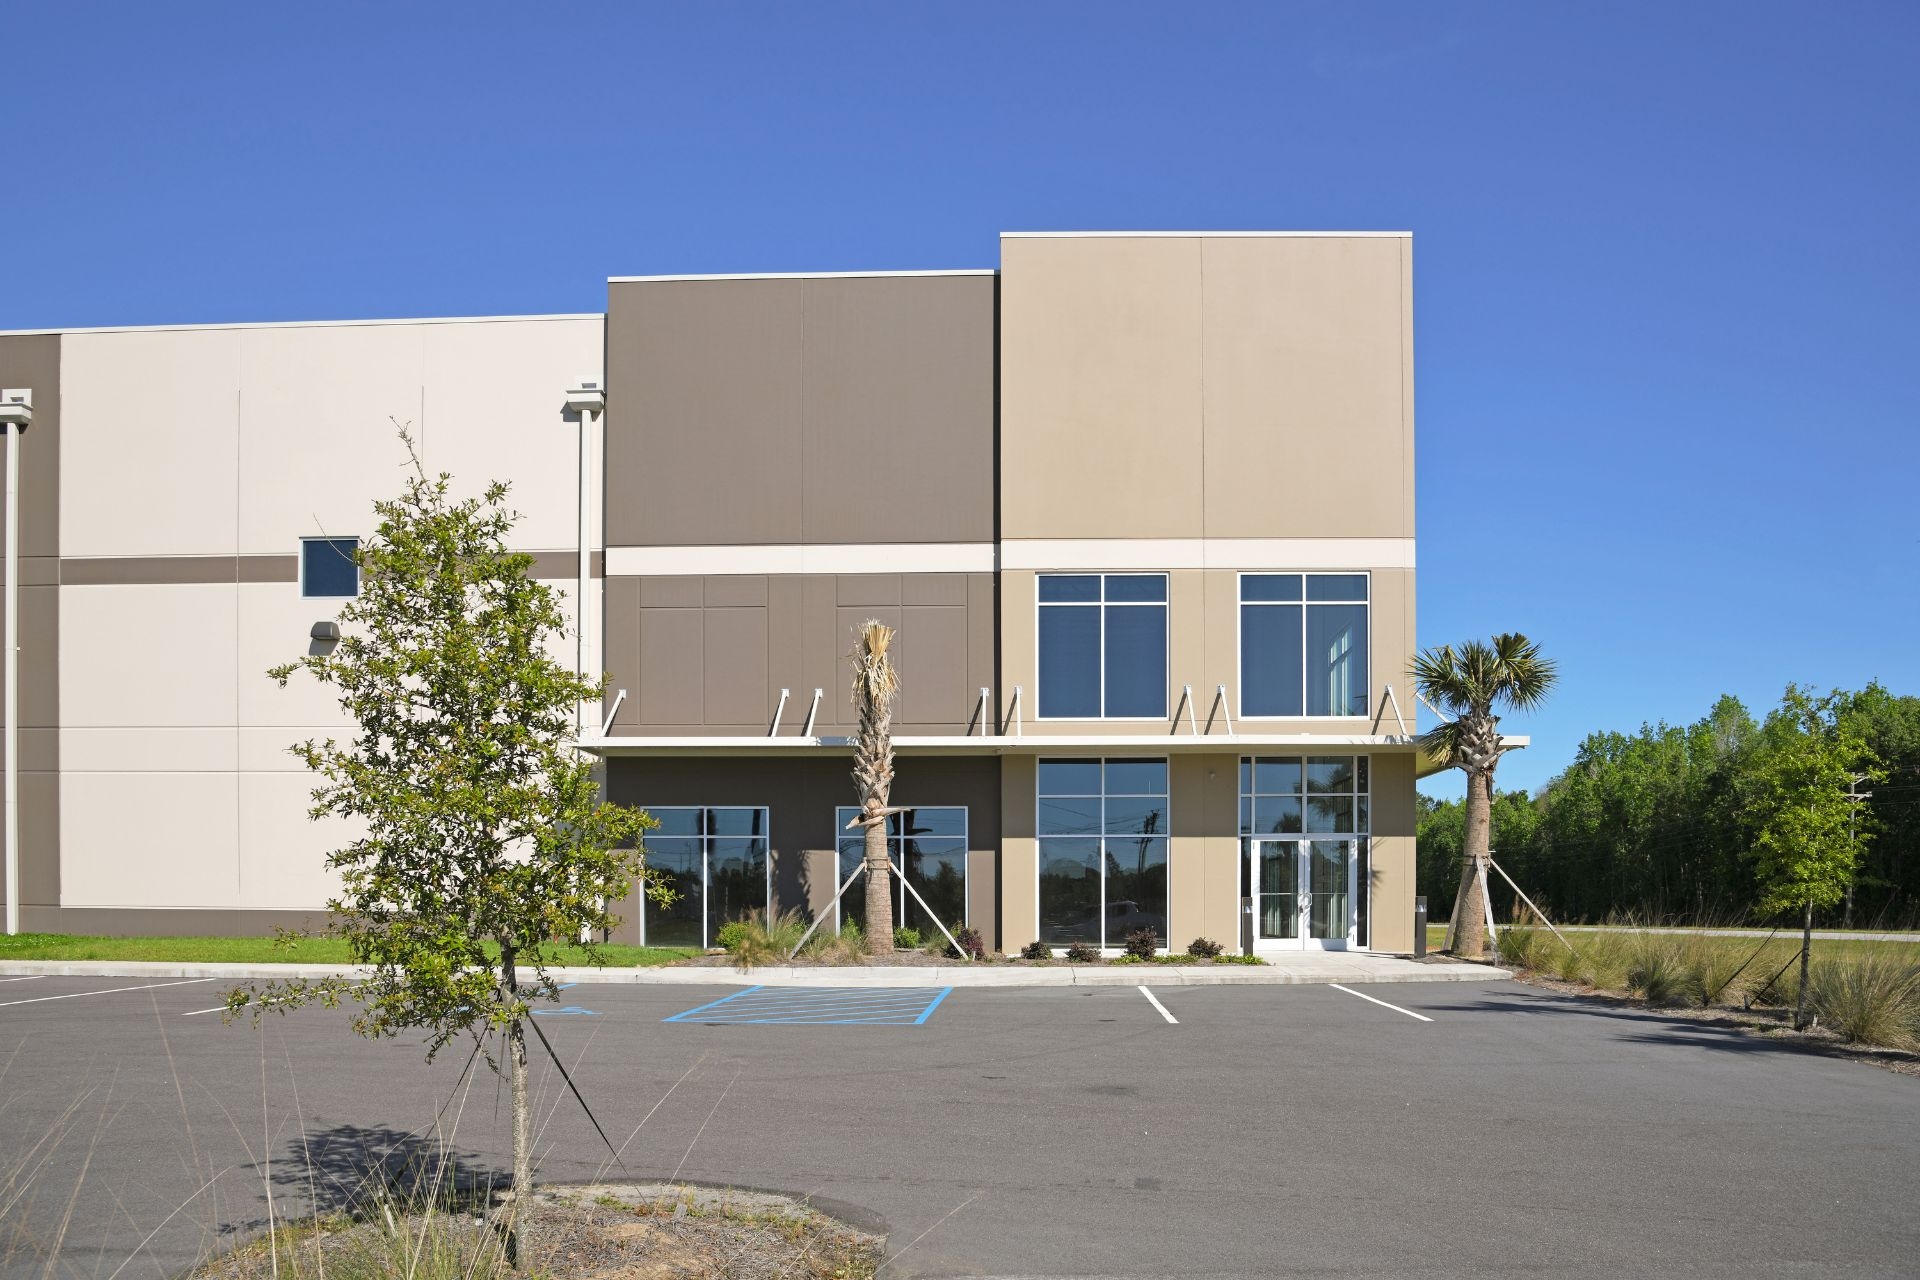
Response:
[608,269,994,283]
[605,542,995,577]
[1000,230,1410,239]
[1000,538,1413,571]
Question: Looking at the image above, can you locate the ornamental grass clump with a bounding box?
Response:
[1805,953,1920,1050]
[1624,933,1689,1005]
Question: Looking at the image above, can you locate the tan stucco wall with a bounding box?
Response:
[1366,752,1418,954]
[999,234,1412,542]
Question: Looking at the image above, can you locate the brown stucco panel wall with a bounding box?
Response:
[605,274,994,549]
[606,572,994,735]
[0,333,60,913]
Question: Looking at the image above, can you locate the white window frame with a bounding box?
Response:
[299,535,362,599]
[637,805,772,949]
[1034,757,1171,954]
[833,805,970,932]
[1236,571,1371,721]
[1034,573,1171,721]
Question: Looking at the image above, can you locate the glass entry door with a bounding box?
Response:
[1250,838,1353,950]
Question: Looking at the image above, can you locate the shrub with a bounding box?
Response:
[1188,937,1225,959]
[1019,940,1049,961]
[948,925,986,960]
[1806,954,1920,1049]
[721,909,808,969]
[1063,942,1100,964]
[1122,927,1159,960]
[893,926,924,951]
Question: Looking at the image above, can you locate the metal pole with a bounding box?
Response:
[5,420,16,936]
[576,402,593,739]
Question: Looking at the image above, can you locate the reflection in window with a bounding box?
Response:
[639,807,769,948]
[1241,574,1369,717]
[836,806,968,934]
[1038,574,1167,718]
[1037,759,1169,950]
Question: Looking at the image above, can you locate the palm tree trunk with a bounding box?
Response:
[863,809,894,953]
[1452,768,1494,958]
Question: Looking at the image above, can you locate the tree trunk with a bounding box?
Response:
[863,809,894,954]
[1452,768,1494,958]
[1793,900,1813,1031]
[501,945,532,1264]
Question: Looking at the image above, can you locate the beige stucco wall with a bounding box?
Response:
[999,234,1412,542]
[53,316,603,911]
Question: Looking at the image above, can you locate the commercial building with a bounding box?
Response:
[0,231,1425,955]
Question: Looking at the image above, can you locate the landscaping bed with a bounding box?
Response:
[1493,923,1920,1075]
[197,1183,882,1280]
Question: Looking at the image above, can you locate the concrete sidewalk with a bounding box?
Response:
[0,952,1505,987]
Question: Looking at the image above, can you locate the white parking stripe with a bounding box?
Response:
[0,975,46,983]
[0,978,216,1009]
[1328,983,1433,1022]
[182,1005,235,1017]
[1138,986,1178,1024]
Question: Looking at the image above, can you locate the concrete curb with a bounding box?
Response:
[0,957,1510,987]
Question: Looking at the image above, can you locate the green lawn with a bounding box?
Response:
[0,932,699,968]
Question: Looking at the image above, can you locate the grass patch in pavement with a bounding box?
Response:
[0,932,698,968]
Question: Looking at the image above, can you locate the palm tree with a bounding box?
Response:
[1412,633,1557,958]
[850,620,900,954]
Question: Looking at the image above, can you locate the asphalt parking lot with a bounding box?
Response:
[3,973,1917,1279]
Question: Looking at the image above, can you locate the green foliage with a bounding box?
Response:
[1624,937,1687,1005]
[1122,927,1159,960]
[715,920,753,953]
[1746,687,1882,919]
[235,441,672,1057]
[1063,942,1100,963]
[1419,682,1920,928]
[1188,937,1225,959]
[1019,940,1049,961]
[892,926,924,950]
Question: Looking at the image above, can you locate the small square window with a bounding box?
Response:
[301,538,360,598]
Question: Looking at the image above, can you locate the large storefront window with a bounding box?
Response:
[1037,759,1169,949]
[1240,757,1370,948]
[835,806,968,934]
[1240,574,1370,717]
[639,807,770,948]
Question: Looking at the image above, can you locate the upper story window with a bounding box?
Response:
[1240,574,1369,718]
[301,537,361,599]
[1037,573,1167,719]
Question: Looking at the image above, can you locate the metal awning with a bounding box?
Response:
[574,732,1532,758]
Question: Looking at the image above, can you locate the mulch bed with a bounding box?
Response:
[199,1183,882,1280]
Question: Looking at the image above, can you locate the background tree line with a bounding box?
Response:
[1418,683,1920,927]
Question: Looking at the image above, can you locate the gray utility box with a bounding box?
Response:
[1413,896,1428,957]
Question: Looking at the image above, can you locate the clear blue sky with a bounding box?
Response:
[4,4,1915,797]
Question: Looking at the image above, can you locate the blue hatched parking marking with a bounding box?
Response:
[662,985,953,1026]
